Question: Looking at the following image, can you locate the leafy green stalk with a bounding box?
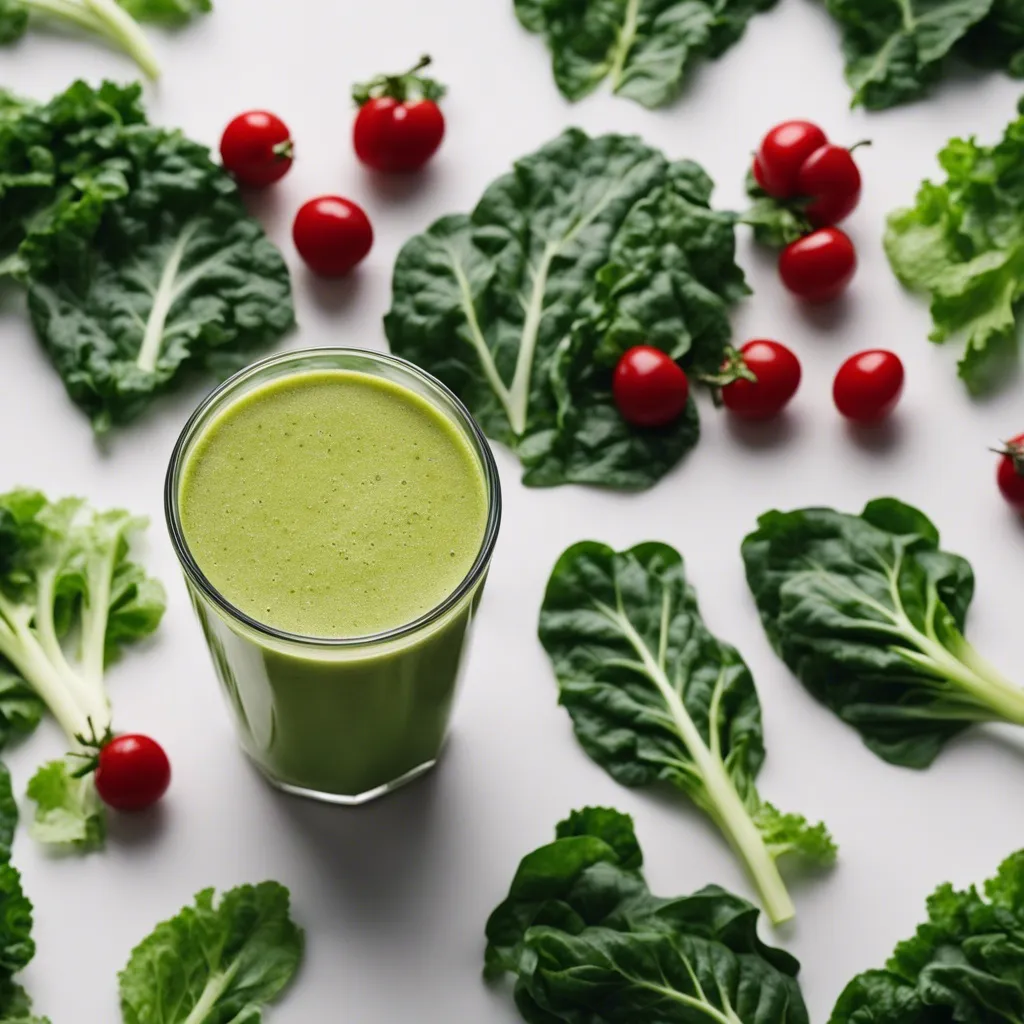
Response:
[119,883,303,1024]
[0,490,166,849]
[743,497,1024,768]
[830,848,1024,1023]
[539,542,834,925]
[486,807,811,1024]
[0,0,211,78]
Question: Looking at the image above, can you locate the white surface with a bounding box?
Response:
[2,3,1024,1020]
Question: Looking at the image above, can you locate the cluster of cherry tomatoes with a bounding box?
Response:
[612,343,905,426]
[754,120,864,303]
[219,57,446,276]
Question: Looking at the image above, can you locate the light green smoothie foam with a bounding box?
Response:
[179,369,488,639]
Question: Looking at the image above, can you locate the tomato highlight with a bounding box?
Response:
[220,111,294,189]
[833,349,905,423]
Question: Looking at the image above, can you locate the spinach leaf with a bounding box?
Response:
[830,849,1024,1024]
[119,882,303,1024]
[959,0,1024,73]
[741,170,813,248]
[743,498,1024,769]
[487,808,810,1024]
[118,0,212,24]
[514,0,778,108]
[0,81,295,431]
[538,542,834,925]
[385,129,746,490]
[823,0,993,109]
[884,103,1024,392]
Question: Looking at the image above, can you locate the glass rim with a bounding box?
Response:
[164,347,502,650]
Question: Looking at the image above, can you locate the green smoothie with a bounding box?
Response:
[175,365,494,800]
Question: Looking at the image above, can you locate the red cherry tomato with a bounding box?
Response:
[613,346,690,428]
[95,734,171,812]
[996,434,1024,513]
[754,120,828,198]
[796,144,862,226]
[779,228,856,303]
[220,111,293,189]
[355,98,445,173]
[293,196,373,277]
[833,350,905,423]
[722,340,802,420]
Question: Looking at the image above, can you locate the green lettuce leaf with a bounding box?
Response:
[743,498,1024,768]
[385,129,746,490]
[538,541,834,924]
[119,882,303,1024]
[885,104,1024,392]
[487,808,810,1024]
[26,760,104,851]
[515,0,778,107]
[830,850,1024,1024]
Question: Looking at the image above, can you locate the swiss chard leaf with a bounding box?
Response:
[514,0,778,108]
[538,541,834,924]
[885,104,1024,393]
[118,882,303,1024]
[742,498,1024,768]
[385,129,746,490]
[13,125,295,432]
[830,850,1024,1024]
[822,0,994,109]
[487,808,809,1024]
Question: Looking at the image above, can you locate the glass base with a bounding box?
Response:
[250,755,439,806]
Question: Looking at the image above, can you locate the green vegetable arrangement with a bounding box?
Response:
[830,848,1024,1023]
[513,0,778,108]
[119,882,303,1023]
[0,489,165,851]
[0,79,295,432]
[0,0,210,79]
[385,129,747,490]
[743,498,1024,769]
[822,0,1024,109]
[538,542,835,925]
[885,101,1024,393]
[486,806,811,1024]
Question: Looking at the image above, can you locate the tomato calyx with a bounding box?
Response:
[67,720,115,778]
[993,440,1024,476]
[352,55,447,107]
[699,348,758,407]
[272,139,294,161]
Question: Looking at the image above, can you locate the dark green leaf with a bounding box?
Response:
[515,0,778,108]
[823,0,993,109]
[117,0,212,25]
[487,810,809,1024]
[0,1,27,45]
[14,126,294,431]
[538,541,834,923]
[0,864,33,975]
[958,0,1024,74]
[742,498,1024,767]
[830,849,1024,1024]
[885,108,1024,392]
[385,129,746,490]
[119,882,304,1024]
[0,764,18,865]
[742,171,813,248]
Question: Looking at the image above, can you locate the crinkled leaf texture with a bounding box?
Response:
[26,760,104,851]
[743,498,1024,768]
[385,129,747,490]
[486,807,810,1024]
[0,80,294,431]
[538,541,833,924]
[885,103,1024,393]
[514,0,778,107]
[830,849,1024,1023]
[119,882,304,1024]
[824,0,994,108]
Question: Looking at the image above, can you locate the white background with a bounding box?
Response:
[2,2,1024,1020]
